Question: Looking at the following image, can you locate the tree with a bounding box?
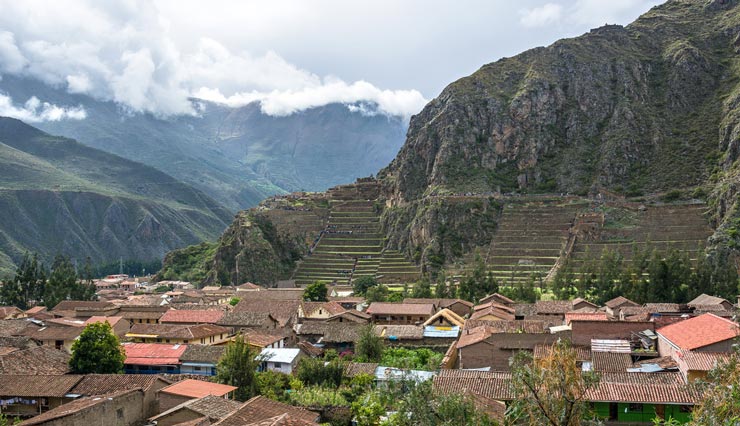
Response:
[386,381,496,426]
[44,255,96,308]
[434,270,452,298]
[509,340,599,426]
[216,334,262,401]
[352,391,386,426]
[365,284,390,302]
[688,349,740,425]
[410,277,432,298]
[355,324,383,362]
[0,252,46,309]
[458,254,498,302]
[303,281,328,301]
[295,357,344,388]
[353,275,378,296]
[69,321,125,374]
[256,370,291,401]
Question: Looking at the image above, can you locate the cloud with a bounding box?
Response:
[193,80,428,118]
[0,93,87,122]
[520,3,563,28]
[0,1,427,118]
[570,0,663,27]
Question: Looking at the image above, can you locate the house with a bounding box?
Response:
[50,301,118,319]
[328,296,364,310]
[0,345,71,375]
[674,351,731,383]
[604,296,640,317]
[478,293,515,307]
[324,310,371,324]
[157,379,237,412]
[69,374,171,418]
[126,323,230,345]
[27,325,82,353]
[366,302,435,325]
[294,322,363,352]
[0,306,25,319]
[403,298,474,318]
[236,282,262,292]
[456,321,561,370]
[218,311,280,334]
[159,309,226,325]
[258,348,303,374]
[122,343,188,374]
[657,313,740,359]
[687,293,734,312]
[570,320,654,347]
[374,325,425,346]
[469,302,516,322]
[211,395,320,426]
[179,345,226,376]
[147,394,241,426]
[564,312,608,325]
[241,330,286,351]
[0,374,83,417]
[298,301,346,320]
[231,299,300,329]
[18,388,146,426]
[83,316,129,337]
[423,309,465,328]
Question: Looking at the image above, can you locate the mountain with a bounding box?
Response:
[0,75,408,211]
[159,0,740,287]
[0,117,232,278]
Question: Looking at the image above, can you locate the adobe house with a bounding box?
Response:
[0,374,83,418]
[122,343,188,374]
[17,388,146,426]
[366,302,435,325]
[126,323,230,345]
[157,379,237,412]
[70,374,171,418]
[147,394,241,426]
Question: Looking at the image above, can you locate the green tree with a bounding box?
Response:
[355,324,383,362]
[256,370,291,401]
[0,252,46,310]
[303,281,328,301]
[458,254,498,302]
[508,341,599,426]
[69,321,125,374]
[44,255,96,308]
[295,357,344,388]
[352,391,385,426]
[216,334,262,401]
[365,284,390,302]
[410,277,432,298]
[386,381,496,426]
[353,275,378,296]
[434,270,452,298]
[688,349,740,425]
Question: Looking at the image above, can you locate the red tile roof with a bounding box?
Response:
[160,379,237,398]
[160,310,226,324]
[366,302,435,316]
[213,395,319,425]
[565,312,608,324]
[84,316,123,327]
[657,313,740,350]
[679,351,732,371]
[123,343,188,365]
[604,296,638,309]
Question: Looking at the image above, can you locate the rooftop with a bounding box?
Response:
[160,379,237,398]
[160,309,226,324]
[212,395,319,426]
[122,343,188,365]
[657,313,740,350]
[259,348,301,364]
[366,302,435,316]
[71,374,170,395]
[0,374,83,397]
[150,394,242,422]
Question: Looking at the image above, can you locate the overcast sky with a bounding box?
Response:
[0,0,664,119]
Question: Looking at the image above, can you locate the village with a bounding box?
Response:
[0,270,736,425]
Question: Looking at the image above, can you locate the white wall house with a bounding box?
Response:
[257,348,303,374]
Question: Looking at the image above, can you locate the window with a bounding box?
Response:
[194,366,202,371]
[183,340,188,344]
[628,403,643,412]
[679,405,692,413]
[116,408,124,419]
[165,339,170,343]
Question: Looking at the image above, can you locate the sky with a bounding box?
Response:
[0,0,664,120]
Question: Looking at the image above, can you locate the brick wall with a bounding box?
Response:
[571,320,654,347]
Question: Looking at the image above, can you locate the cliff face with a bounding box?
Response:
[378,0,740,252]
[381,1,732,201]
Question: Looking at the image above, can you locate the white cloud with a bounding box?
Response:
[0,94,86,122]
[570,0,663,27]
[0,31,28,73]
[520,3,563,28]
[193,80,428,118]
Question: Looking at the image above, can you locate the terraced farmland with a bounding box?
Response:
[568,203,712,268]
[292,181,420,286]
[482,199,586,285]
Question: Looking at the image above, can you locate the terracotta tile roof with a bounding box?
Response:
[0,374,83,397]
[463,319,547,334]
[161,379,237,398]
[232,299,299,327]
[535,300,573,314]
[212,395,319,426]
[572,298,599,309]
[294,322,363,343]
[297,341,323,357]
[432,370,515,401]
[423,309,466,327]
[469,305,515,321]
[344,362,379,377]
[374,324,424,340]
[657,313,740,350]
[160,310,226,324]
[150,394,242,423]
[680,351,732,371]
[584,382,699,404]
[565,312,608,324]
[84,316,124,327]
[592,352,633,372]
[118,310,166,320]
[326,310,371,322]
[533,344,591,362]
[128,323,230,340]
[604,296,638,309]
[29,325,83,341]
[71,374,169,395]
[123,343,188,365]
[0,345,70,374]
[688,294,731,307]
[513,303,536,316]
[0,319,39,337]
[46,317,86,327]
[599,372,685,385]
[644,303,684,313]
[237,282,262,290]
[366,302,435,316]
[242,413,319,426]
[18,389,142,426]
[219,311,276,328]
[51,300,115,312]
[479,293,515,306]
[300,301,346,317]
[0,306,23,318]
[473,301,515,312]
[181,345,226,364]
[25,306,46,315]
[243,331,284,348]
